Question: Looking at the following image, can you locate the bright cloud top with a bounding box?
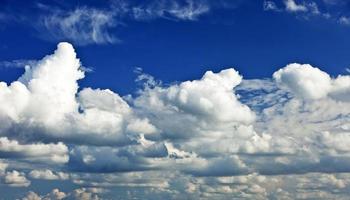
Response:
[1,43,350,199]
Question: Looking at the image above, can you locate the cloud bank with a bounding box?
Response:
[1,42,350,199]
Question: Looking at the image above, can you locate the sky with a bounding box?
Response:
[1,0,350,199]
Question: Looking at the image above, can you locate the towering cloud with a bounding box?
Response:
[0,42,155,146]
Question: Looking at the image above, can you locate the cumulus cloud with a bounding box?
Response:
[72,188,101,200]
[4,170,30,187]
[22,191,41,200]
[3,42,350,198]
[273,63,350,101]
[273,63,332,100]
[29,169,69,180]
[134,68,255,140]
[0,42,155,146]
[0,137,69,164]
[44,189,67,200]
[284,0,308,12]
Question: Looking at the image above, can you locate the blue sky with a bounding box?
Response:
[2,0,350,199]
[1,0,350,95]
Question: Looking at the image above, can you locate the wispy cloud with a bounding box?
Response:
[263,1,281,12]
[264,0,342,23]
[131,0,210,21]
[37,0,211,45]
[0,59,37,69]
[339,16,350,25]
[41,7,118,45]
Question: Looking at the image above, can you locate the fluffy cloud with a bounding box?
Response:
[23,189,67,200]
[273,63,350,100]
[0,42,155,146]
[43,189,67,200]
[284,0,308,12]
[273,63,332,99]
[29,169,69,180]
[133,67,256,141]
[22,191,41,200]
[2,42,350,198]
[4,170,30,187]
[0,137,68,164]
[72,188,101,200]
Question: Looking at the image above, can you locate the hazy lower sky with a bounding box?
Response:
[1,0,350,199]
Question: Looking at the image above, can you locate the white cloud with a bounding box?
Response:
[4,170,30,187]
[36,0,211,45]
[273,63,332,100]
[43,189,67,200]
[29,169,69,180]
[0,59,37,69]
[42,7,117,45]
[22,191,41,200]
[265,0,347,25]
[339,16,350,25]
[0,161,8,175]
[0,42,155,146]
[263,1,280,11]
[273,63,350,101]
[22,189,68,200]
[284,0,308,12]
[132,0,210,21]
[184,155,249,177]
[0,137,69,164]
[72,188,101,200]
[3,42,350,198]
[134,68,255,140]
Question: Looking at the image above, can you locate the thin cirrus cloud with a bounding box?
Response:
[1,42,350,198]
[41,6,119,45]
[263,0,348,21]
[37,0,211,45]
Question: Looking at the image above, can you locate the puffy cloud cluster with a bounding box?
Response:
[2,42,350,198]
[4,170,30,187]
[0,42,155,146]
[273,63,350,100]
[22,188,100,200]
